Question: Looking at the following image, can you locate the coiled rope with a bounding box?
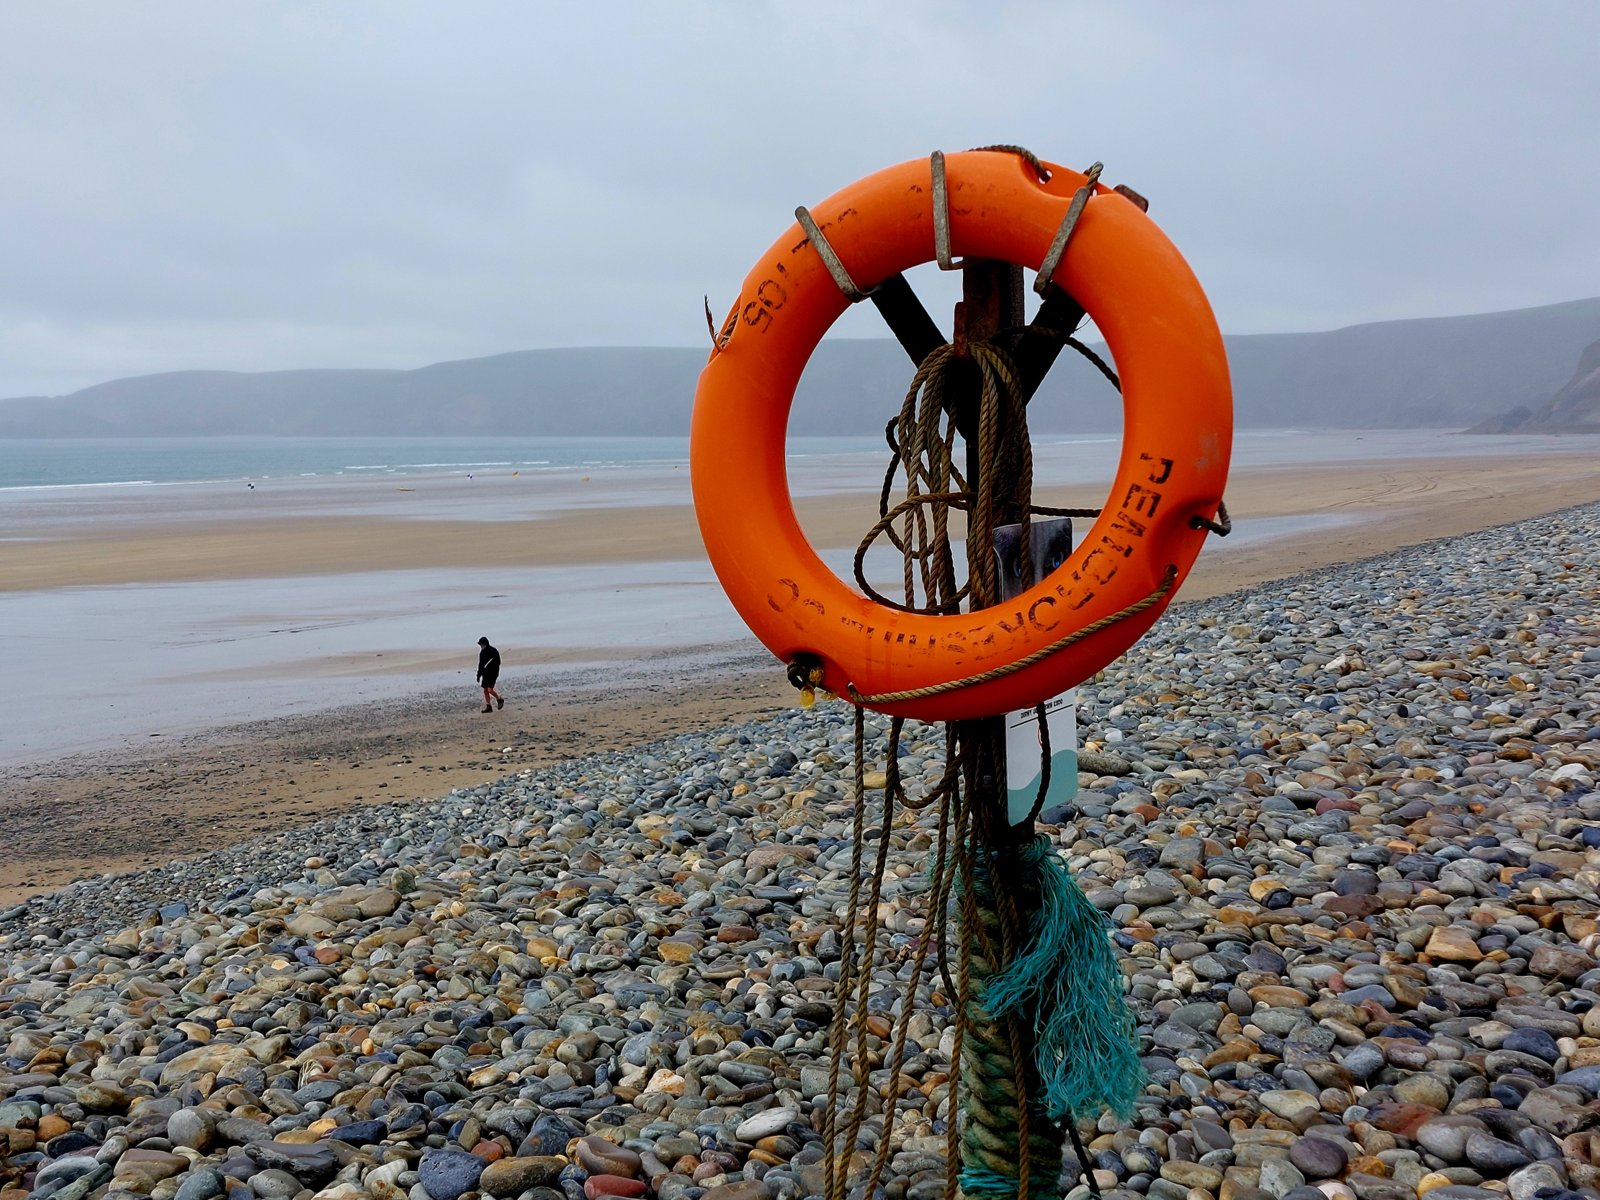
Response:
[820,326,1150,1200]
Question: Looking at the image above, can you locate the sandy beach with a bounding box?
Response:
[3,497,1597,1200]
[5,450,1599,594]
[2,435,1600,904]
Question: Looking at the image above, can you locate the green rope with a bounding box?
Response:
[979,836,1146,1122]
[958,834,1064,1200]
[821,314,1143,1200]
[961,1166,1063,1200]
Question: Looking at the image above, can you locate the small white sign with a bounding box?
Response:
[994,517,1080,825]
[1006,690,1079,823]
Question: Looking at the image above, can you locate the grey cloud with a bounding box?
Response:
[1,1,1596,398]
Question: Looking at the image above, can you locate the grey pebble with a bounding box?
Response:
[3,504,1600,1199]
[419,1150,488,1200]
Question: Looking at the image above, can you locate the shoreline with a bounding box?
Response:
[2,498,1598,1200]
[0,649,794,906]
[5,449,1600,593]
[3,444,1600,903]
[9,493,1596,927]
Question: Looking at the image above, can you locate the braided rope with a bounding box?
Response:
[821,706,871,1200]
[967,143,1053,182]
[823,324,1149,1200]
[860,740,943,1196]
[848,564,1178,707]
[826,705,928,1200]
[956,827,1065,1198]
[846,338,1176,711]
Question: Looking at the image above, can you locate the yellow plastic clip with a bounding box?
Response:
[788,657,827,710]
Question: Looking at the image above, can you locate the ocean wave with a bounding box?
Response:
[401,461,516,468]
[0,479,160,492]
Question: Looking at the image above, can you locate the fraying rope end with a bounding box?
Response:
[981,837,1147,1123]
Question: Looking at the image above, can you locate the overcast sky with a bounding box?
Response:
[2,2,1597,398]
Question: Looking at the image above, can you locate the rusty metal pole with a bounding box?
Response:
[953,261,1070,1198]
[956,258,1029,845]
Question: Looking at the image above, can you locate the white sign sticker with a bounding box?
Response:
[994,517,1080,825]
[1005,691,1079,823]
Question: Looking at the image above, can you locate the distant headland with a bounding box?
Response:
[2,296,1597,437]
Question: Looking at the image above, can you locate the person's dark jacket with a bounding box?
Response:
[477,643,501,685]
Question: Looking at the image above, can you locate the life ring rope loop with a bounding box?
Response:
[1035,161,1103,297]
[794,205,870,304]
[966,143,1054,182]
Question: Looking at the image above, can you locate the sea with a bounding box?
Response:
[0,435,883,492]
[1,427,1590,494]
[3,429,1595,767]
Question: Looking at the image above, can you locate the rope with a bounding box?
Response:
[821,707,871,1200]
[968,143,1053,182]
[819,314,1156,1200]
[982,839,1145,1122]
[1191,498,1232,537]
[959,854,1065,1199]
[1065,337,1119,390]
[847,564,1177,707]
[852,340,1032,619]
[844,327,1176,707]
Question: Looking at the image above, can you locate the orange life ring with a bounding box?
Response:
[691,150,1231,722]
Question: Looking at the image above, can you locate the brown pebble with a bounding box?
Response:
[1368,1101,1437,1138]
[584,1175,645,1200]
[1250,985,1310,1007]
[575,1135,642,1178]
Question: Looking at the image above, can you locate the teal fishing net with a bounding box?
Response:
[979,835,1146,1123]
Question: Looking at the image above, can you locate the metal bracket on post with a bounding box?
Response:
[931,150,965,272]
[795,206,868,303]
[1034,162,1103,298]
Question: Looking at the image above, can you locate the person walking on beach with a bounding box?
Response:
[475,637,504,712]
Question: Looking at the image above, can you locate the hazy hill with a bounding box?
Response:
[2,296,1597,437]
[1225,296,1600,429]
[1470,337,1600,434]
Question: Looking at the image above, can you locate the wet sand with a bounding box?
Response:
[0,654,793,905]
[4,452,1598,592]
[3,445,1600,904]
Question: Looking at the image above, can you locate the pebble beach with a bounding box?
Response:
[3,500,1600,1200]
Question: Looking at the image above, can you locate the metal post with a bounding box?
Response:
[957,258,1029,843]
[953,257,1030,838]
[954,261,1069,1199]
